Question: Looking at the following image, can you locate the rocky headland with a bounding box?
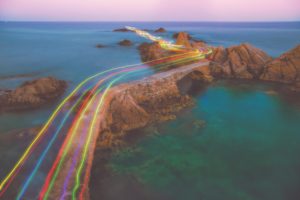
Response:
[0,77,67,112]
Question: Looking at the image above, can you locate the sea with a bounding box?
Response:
[0,22,300,200]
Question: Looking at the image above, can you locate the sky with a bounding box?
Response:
[0,0,299,22]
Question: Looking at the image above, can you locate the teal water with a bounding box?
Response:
[108,82,300,200]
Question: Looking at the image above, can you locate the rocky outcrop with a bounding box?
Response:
[175,32,192,48]
[173,32,206,48]
[113,27,131,32]
[209,44,300,91]
[209,43,272,79]
[138,42,174,62]
[173,32,192,40]
[95,62,211,149]
[154,27,166,33]
[138,34,300,91]
[118,39,133,46]
[261,45,300,84]
[0,77,67,112]
[138,32,207,63]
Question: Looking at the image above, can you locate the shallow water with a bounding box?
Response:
[105,82,300,200]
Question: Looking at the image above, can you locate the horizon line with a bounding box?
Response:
[1,20,300,23]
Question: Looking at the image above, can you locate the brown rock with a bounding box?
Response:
[0,77,67,112]
[210,43,272,79]
[173,32,206,48]
[118,39,133,46]
[138,42,173,62]
[113,28,131,32]
[173,32,192,40]
[175,32,192,48]
[154,27,166,33]
[261,45,300,84]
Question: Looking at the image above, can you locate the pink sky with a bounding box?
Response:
[0,0,299,21]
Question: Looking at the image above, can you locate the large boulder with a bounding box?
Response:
[261,45,300,84]
[210,43,272,79]
[0,77,67,112]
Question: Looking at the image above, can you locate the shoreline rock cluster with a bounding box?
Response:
[0,77,67,112]
[138,31,300,92]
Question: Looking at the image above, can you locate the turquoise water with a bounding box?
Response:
[1,22,300,132]
[108,82,300,200]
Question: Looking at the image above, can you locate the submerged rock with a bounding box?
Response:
[193,120,206,129]
[0,77,67,112]
[118,39,133,46]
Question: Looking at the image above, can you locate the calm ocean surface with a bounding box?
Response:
[0,22,300,200]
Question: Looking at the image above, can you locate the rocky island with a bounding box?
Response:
[0,77,67,112]
[118,39,133,46]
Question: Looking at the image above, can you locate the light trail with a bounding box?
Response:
[126,26,185,51]
[42,67,144,200]
[16,75,111,200]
